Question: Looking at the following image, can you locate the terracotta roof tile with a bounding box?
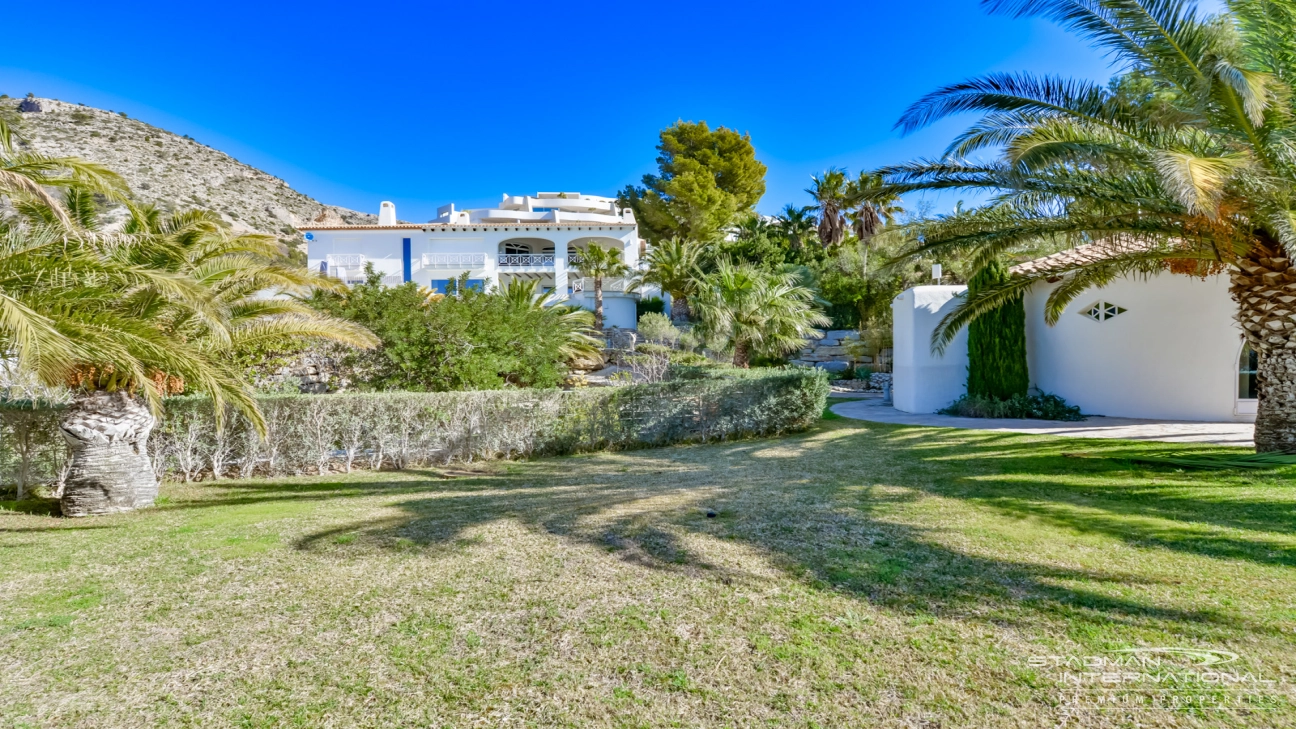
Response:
[1009,238,1156,277]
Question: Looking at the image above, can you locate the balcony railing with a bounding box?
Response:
[569,277,631,294]
[324,254,366,268]
[498,253,556,267]
[320,254,367,282]
[423,252,486,268]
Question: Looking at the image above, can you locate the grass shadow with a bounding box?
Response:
[286,420,1287,639]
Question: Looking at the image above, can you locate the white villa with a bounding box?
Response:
[299,192,645,329]
[893,243,1257,423]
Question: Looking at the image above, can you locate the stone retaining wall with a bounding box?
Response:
[791,330,890,373]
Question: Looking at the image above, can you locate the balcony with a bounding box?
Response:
[498,253,556,267]
[320,254,370,283]
[569,277,631,293]
[422,252,486,268]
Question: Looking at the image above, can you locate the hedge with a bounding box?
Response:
[0,368,828,490]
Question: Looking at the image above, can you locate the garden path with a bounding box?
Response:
[831,396,1255,448]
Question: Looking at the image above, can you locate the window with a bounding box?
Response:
[1082,301,1127,322]
[1239,342,1258,399]
[502,243,530,255]
[428,278,486,295]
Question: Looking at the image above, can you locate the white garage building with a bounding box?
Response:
[893,244,1256,423]
[299,192,645,329]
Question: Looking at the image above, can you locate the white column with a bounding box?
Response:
[485,250,499,292]
[553,237,568,301]
[622,230,639,267]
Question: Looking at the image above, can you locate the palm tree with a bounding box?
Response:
[806,168,851,248]
[774,204,818,250]
[847,172,905,242]
[635,236,703,324]
[574,244,632,329]
[0,200,377,516]
[876,0,1296,452]
[691,258,830,367]
[113,205,377,364]
[498,278,603,361]
[847,172,907,272]
[0,117,126,225]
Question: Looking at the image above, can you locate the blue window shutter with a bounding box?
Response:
[402,238,412,282]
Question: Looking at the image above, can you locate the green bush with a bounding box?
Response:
[636,296,666,317]
[0,369,830,488]
[635,342,674,357]
[310,270,580,391]
[853,365,874,381]
[668,351,714,366]
[677,329,704,352]
[939,392,1084,421]
[637,312,680,345]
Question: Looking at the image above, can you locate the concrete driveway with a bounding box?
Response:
[830,397,1255,448]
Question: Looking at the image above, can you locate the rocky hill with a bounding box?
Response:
[2,95,375,247]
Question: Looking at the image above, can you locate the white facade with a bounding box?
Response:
[891,287,970,414]
[892,272,1255,422]
[300,193,644,329]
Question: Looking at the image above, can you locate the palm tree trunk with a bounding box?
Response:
[733,340,752,368]
[594,277,604,330]
[670,292,691,324]
[1231,241,1296,452]
[59,391,158,517]
[1254,347,1296,452]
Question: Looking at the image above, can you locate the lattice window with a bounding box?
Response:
[1082,301,1127,322]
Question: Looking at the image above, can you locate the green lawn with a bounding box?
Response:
[3,418,1295,727]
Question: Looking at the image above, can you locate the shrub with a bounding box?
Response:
[677,329,704,352]
[939,392,1084,421]
[1,369,829,489]
[668,351,714,366]
[636,343,720,368]
[636,296,666,317]
[310,270,582,391]
[637,312,680,345]
[853,365,874,381]
[635,343,673,357]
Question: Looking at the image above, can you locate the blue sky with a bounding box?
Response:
[1,0,1224,220]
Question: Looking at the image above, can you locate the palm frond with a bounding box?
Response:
[1151,149,1252,214]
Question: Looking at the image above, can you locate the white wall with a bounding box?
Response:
[1026,272,1250,422]
[892,286,970,414]
[303,224,642,327]
[571,292,637,329]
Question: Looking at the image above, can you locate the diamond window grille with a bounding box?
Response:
[1083,301,1127,322]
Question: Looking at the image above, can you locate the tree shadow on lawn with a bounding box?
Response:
[288,420,1290,639]
[867,427,1296,567]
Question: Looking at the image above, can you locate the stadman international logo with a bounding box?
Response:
[1026,646,1293,716]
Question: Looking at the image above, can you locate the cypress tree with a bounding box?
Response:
[966,260,1029,399]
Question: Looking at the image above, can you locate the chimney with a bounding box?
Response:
[378,201,397,226]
